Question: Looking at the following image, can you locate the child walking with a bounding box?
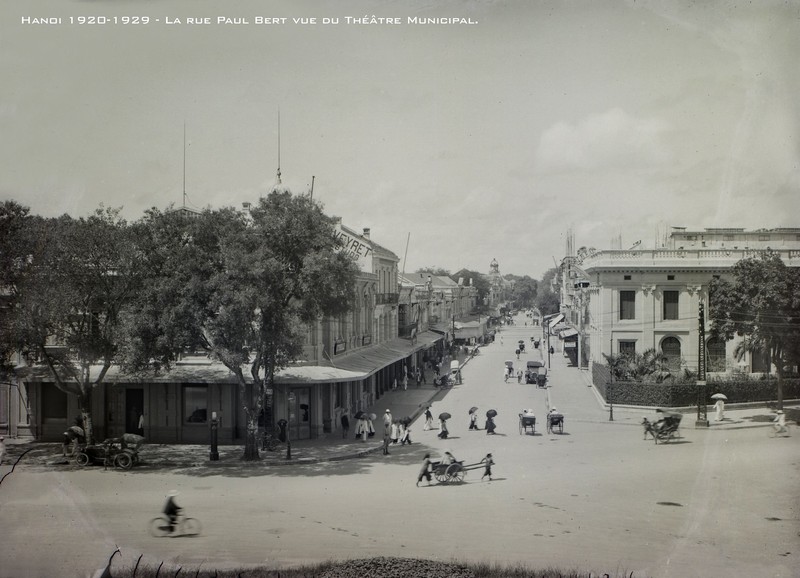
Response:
[480,453,495,481]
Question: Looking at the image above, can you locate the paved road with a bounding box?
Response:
[1,318,798,578]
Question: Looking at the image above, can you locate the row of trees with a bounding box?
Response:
[0,193,360,459]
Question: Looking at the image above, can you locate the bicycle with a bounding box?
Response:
[148,513,202,537]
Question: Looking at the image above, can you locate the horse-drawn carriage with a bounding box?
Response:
[519,410,536,434]
[642,412,682,444]
[546,411,564,434]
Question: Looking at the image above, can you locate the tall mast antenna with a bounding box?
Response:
[276,109,282,184]
[310,175,315,201]
[182,123,187,208]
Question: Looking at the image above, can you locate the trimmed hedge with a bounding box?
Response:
[598,372,800,407]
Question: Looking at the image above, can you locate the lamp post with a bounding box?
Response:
[209,412,219,461]
[695,302,709,428]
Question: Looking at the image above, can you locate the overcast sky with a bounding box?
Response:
[2,0,798,278]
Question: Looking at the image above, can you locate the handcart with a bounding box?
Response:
[519,411,536,435]
[430,459,486,484]
[546,412,564,434]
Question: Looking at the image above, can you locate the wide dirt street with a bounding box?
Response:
[1,319,798,578]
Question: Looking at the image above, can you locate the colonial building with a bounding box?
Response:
[557,227,800,381]
[7,220,445,444]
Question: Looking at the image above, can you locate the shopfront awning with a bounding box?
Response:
[548,313,565,329]
[559,328,578,339]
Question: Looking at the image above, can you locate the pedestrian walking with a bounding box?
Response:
[340,414,350,439]
[415,367,422,387]
[367,415,376,438]
[402,374,408,390]
[383,409,393,427]
[713,399,725,421]
[469,411,479,430]
[416,453,432,487]
[421,366,427,385]
[485,416,496,435]
[516,369,523,383]
[438,418,449,439]
[391,419,400,444]
[424,408,433,431]
[480,453,495,481]
[399,424,412,445]
[382,419,392,456]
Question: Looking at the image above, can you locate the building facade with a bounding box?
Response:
[558,228,800,380]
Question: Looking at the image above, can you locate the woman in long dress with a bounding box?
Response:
[713,399,725,421]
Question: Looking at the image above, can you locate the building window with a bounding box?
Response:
[620,290,636,320]
[42,384,68,420]
[623,275,631,281]
[667,275,675,280]
[663,291,679,320]
[724,235,734,241]
[758,235,770,241]
[661,337,681,372]
[707,338,726,372]
[618,340,636,356]
[184,385,208,423]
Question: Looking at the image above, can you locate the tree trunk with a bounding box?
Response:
[242,413,260,461]
[78,388,94,444]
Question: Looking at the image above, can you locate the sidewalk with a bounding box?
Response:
[0,354,481,472]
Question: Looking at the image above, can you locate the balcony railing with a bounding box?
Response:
[375,293,399,305]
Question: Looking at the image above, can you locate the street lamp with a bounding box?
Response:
[209,412,219,461]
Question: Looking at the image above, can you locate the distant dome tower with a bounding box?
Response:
[489,258,499,276]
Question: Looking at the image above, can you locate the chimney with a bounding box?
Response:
[362,228,371,239]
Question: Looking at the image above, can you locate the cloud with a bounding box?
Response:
[534,108,671,173]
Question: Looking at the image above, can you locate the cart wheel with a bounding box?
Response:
[115,452,133,470]
[181,517,202,536]
[149,517,171,537]
[434,470,448,483]
[75,452,90,466]
[446,464,465,483]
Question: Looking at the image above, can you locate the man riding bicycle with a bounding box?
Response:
[773,410,788,435]
[163,490,182,532]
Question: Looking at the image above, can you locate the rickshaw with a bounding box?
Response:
[519,410,536,434]
[517,339,525,353]
[547,411,564,434]
[504,360,514,382]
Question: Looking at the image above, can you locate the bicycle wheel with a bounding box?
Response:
[75,452,90,467]
[181,517,201,536]
[149,517,171,538]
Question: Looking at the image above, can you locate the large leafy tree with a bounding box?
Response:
[2,205,142,443]
[122,191,359,460]
[535,267,560,315]
[708,251,800,409]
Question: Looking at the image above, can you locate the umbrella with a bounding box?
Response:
[711,393,727,401]
[354,411,365,419]
[401,416,412,426]
[438,412,451,421]
[368,413,377,421]
[469,406,478,414]
[518,339,524,344]
[486,409,498,418]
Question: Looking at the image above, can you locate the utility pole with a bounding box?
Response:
[695,302,709,428]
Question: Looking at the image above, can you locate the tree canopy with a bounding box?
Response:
[708,250,800,408]
[121,191,360,459]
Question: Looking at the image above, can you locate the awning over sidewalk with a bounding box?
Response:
[548,313,565,329]
[559,328,578,339]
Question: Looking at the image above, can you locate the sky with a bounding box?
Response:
[1,0,799,279]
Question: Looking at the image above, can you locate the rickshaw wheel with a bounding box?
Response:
[434,471,449,483]
[75,452,90,467]
[115,452,133,470]
[446,464,465,483]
